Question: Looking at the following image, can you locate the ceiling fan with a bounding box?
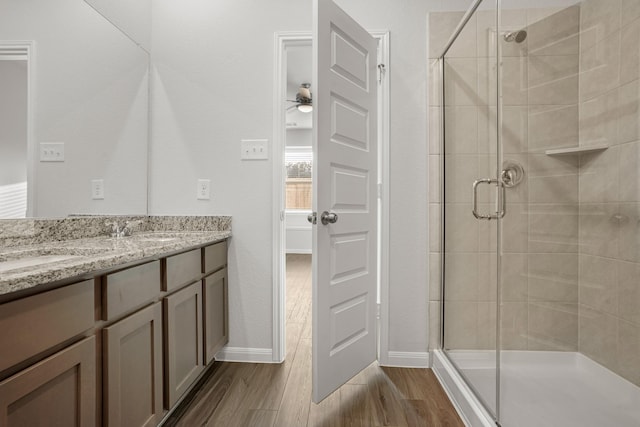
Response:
[287,83,313,113]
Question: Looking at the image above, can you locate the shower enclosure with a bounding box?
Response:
[431,0,640,426]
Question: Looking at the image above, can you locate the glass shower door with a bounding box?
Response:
[441,0,501,419]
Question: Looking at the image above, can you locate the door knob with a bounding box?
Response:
[307,212,317,224]
[320,211,338,225]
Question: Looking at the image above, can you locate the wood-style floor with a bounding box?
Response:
[166,254,464,427]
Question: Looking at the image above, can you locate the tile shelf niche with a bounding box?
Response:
[545,144,608,156]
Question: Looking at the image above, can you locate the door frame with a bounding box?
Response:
[271,30,390,363]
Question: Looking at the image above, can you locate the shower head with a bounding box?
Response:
[503,30,527,43]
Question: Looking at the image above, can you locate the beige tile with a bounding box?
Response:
[617,81,640,145]
[429,203,442,252]
[429,107,441,154]
[528,105,579,152]
[528,253,578,303]
[501,203,529,253]
[502,106,528,154]
[528,163,579,205]
[444,301,479,350]
[444,154,479,203]
[579,145,620,203]
[444,106,478,154]
[622,0,640,28]
[528,55,579,105]
[499,253,528,302]
[443,203,478,253]
[429,155,441,203]
[527,6,580,56]
[579,203,620,258]
[618,203,640,262]
[579,254,618,315]
[528,301,578,351]
[502,57,529,106]
[579,305,618,370]
[579,89,619,148]
[477,252,497,303]
[617,319,640,386]
[580,0,621,52]
[444,58,479,106]
[443,252,481,301]
[429,252,442,301]
[477,57,498,107]
[429,11,473,59]
[620,17,640,85]
[477,106,497,155]
[528,203,579,253]
[500,302,528,350]
[580,32,621,102]
[477,302,497,350]
[476,10,498,58]
[429,301,442,350]
[618,142,640,202]
[617,260,640,324]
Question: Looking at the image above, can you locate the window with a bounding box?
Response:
[285,147,312,210]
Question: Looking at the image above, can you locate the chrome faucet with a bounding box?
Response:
[122,220,142,236]
[105,220,142,238]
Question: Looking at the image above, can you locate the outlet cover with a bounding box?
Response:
[241,139,268,160]
[197,179,211,200]
[91,179,104,200]
[40,142,65,162]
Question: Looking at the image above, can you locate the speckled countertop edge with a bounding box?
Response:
[0,216,232,297]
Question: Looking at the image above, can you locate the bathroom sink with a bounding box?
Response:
[0,255,83,273]
[0,247,112,273]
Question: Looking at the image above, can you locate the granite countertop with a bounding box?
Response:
[0,216,231,297]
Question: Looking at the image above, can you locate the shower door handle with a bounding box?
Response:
[472,178,505,220]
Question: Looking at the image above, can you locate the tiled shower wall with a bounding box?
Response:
[577,0,640,386]
[429,0,640,387]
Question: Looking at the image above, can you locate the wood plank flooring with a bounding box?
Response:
[165,254,464,427]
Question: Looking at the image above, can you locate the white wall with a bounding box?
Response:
[0,0,148,217]
[150,0,434,363]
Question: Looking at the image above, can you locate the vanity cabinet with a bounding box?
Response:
[103,302,163,427]
[0,238,228,427]
[163,281,204,408]
[203,268,228,364]
[0,336,96,426]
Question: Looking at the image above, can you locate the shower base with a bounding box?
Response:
[433,349,640,427]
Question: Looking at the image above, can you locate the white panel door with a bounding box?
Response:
[312,0,378,403]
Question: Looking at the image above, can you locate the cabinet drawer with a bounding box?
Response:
[204,241,227,274]
[102,261,160,321]
[0,280,94,373]
[165,249,201,292]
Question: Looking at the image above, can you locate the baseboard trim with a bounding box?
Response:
[214,347,276,363]
[380,351,430,368]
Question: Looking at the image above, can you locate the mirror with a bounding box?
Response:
[0,0,149,218]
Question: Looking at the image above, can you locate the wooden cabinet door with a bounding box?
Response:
[103,302,163,427]
[0,336,96,426]
[203,268,228,364]
[164,282,204,408]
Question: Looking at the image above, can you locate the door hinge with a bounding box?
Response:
[377,63,386,84]
[280,210,285,221]
[377,182,382,199]
[376,303,381,320]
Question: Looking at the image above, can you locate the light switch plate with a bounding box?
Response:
[241,139,268,160]
[40,142,65,162]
